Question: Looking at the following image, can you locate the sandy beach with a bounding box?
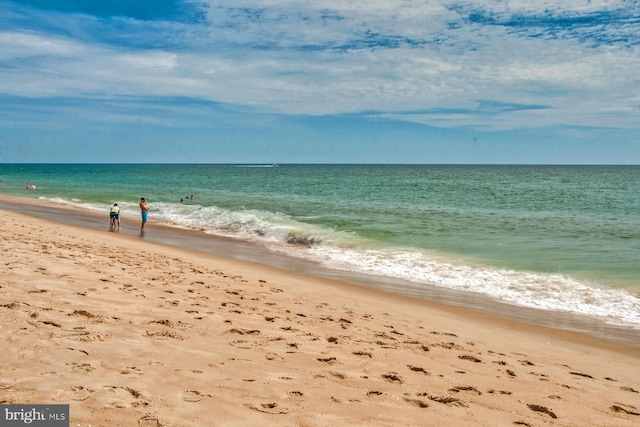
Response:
[1,204,639,426]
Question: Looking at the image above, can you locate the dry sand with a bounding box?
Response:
[1,207,639,426]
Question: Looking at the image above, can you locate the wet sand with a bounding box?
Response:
[1,197,639,426]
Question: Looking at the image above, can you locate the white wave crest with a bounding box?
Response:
[283,245,640,329]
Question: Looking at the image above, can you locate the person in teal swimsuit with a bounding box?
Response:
[139,197,149,230]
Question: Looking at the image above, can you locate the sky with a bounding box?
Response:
[0,0,639,164]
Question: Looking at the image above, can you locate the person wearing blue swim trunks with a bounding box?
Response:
[139,197,149,230]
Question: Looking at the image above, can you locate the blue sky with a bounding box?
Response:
[1,0,639,164]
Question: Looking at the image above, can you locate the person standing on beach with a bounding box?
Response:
[139,197,149,230]
[109,203,120,231]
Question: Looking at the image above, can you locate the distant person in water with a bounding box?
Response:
[139,197,149,230]
[109,203,120,231]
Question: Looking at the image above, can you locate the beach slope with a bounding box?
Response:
[1,209,639,426]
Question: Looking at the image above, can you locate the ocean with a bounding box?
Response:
[1,163,639,338]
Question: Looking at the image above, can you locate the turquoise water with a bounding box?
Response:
[1,163,639,328]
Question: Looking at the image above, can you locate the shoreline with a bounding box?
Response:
[1,198,639,426]
[1,194,639,349]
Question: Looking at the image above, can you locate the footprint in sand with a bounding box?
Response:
[56,385,94,402]
[266,352,283,361]
[403,397,429,408]
[69,309,98,319]
[181,390,208,402]
[138,416,160,427]
[249,403,291,414]
[527,403,558,419]
[102,386,150,409]
[488,389,513,395]
[459,354,482,363]
[287,390,304,398]
[434,341,465,350]
[145,330,184,340]
[449,385,482,395]
[70,362,95,373]
[0,380,17,391]
[610,404,640,416]
[328,371,348,380]
[569,371,594,379]
[119,366,143,376]
[407,365,430,376]
[427,394,468,407]
[381,372,403,384]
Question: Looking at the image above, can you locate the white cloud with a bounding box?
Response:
[1,0,639,132]
[0,30,81,59]
[462,0,630,15]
